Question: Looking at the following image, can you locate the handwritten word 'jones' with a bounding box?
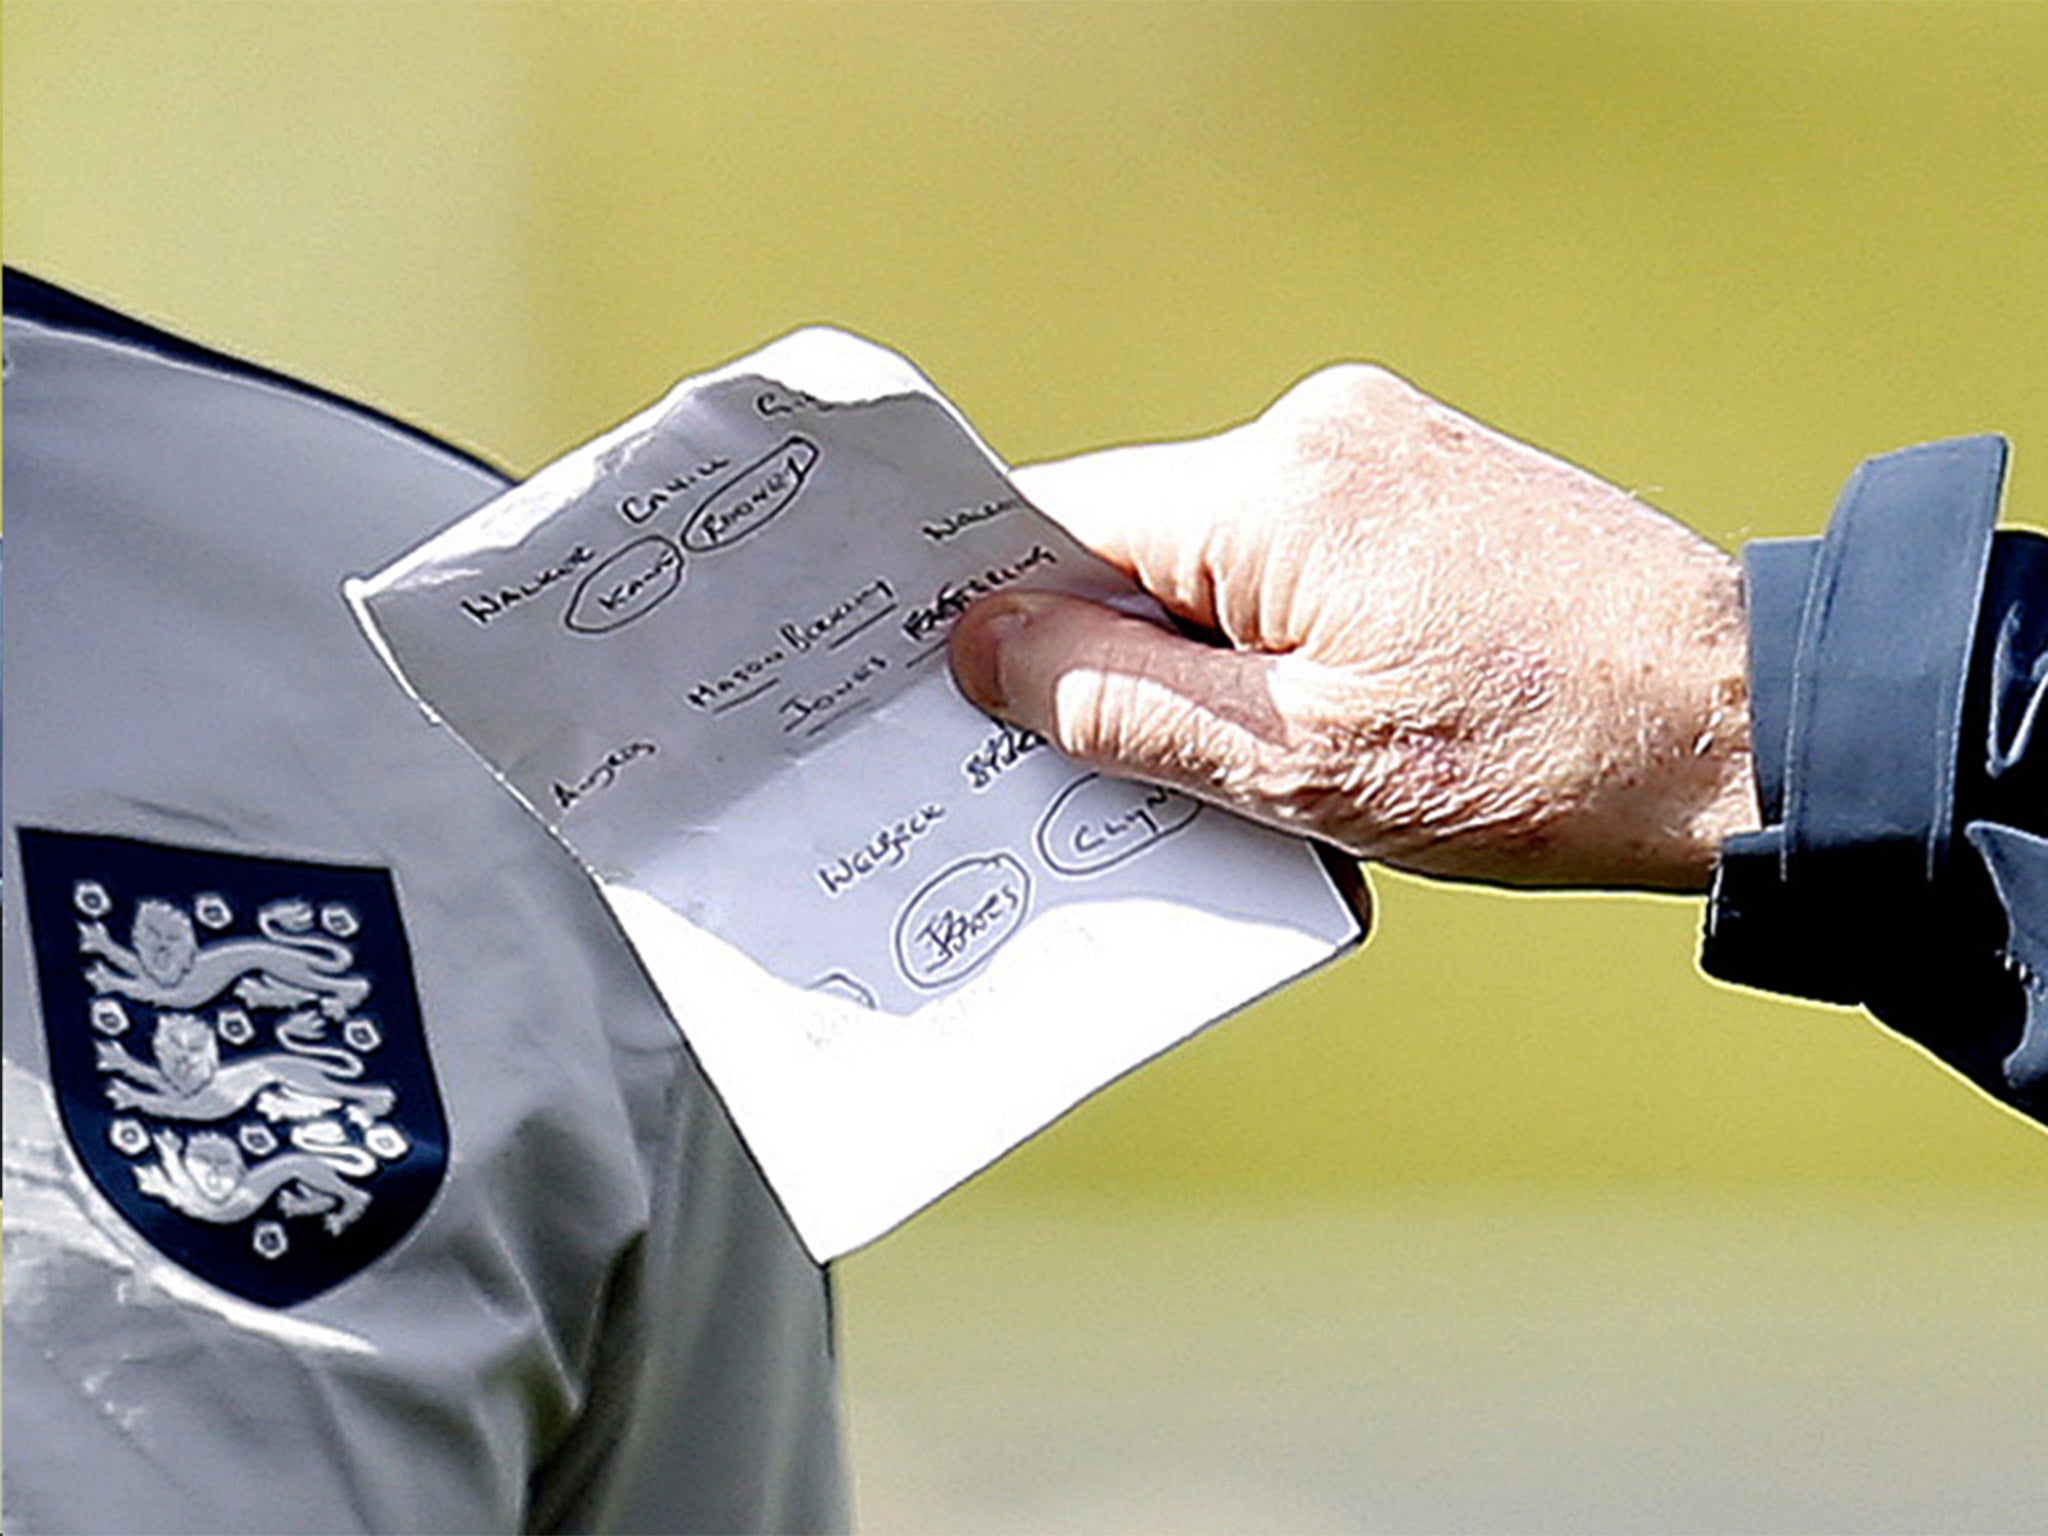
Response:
[815,803,947,896]
[779,653,890,734]
[617,455,732,524]
[922,496,1022,544]
[962,722,1046,791]
[552,740,657,812]
[1035,774,1202,876]
[682,437,819,553]
[901,545,1060,643]
[565,536,685,634]
[892,854,1033,990]
[462,544,596,626]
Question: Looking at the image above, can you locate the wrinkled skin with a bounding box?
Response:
[950,365,1760,893]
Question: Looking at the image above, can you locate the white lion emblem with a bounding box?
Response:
[97,1010,396,1124]
[82,897,370,1019]
[76,887,405,1261]
[133,1129,373,1235]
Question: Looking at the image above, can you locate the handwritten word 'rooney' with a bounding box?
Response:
[553,740,657,812]
[682,437,819,552]
[1035,774,1202,876]
[779,653,889,732]
[462,544,595,626]
[922,495,1022,544]
[815,803,947,896]
[901,545,1059,642]
[618,455,731,524]
[565,536,684,634]
[962,722,1046,791]
[892,853,1032,990]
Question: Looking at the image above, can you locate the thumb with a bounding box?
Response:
[949,590,1281,799]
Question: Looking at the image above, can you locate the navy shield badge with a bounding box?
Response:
[18,828,448,1307]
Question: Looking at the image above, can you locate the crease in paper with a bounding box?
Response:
[349,327,1362,1258]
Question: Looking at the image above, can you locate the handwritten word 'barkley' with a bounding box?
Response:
[922,496,1022,544]
[684,576,896,712]
[961,722,1046,791]
[779,653,889,733]
[553,740,657,811]
[462,545,595,625]
[618,455,731,524]
[779,577,894,654]
[901,545,1059,642]
[815,803,947,896]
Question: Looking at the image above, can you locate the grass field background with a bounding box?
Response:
[8,4,2046,1527]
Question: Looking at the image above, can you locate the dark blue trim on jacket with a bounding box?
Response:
[1706,437,2048,1120]
[2,268,510,484]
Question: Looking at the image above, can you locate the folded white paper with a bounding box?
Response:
[347,329,1363,1258]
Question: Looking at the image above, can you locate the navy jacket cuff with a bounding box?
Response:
[1702,436,2047,1116]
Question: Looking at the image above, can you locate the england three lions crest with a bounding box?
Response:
[19,828,448,1307]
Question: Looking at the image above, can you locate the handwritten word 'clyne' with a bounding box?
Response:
[779,576,895,654]
[552,740,657,812]
[922,496,1021,544]
[779,653,889,732]
[901,545,1059,642]
[682,437,819,552]
[815,803,947,896]
[462,545,595,625]
[1035,774,1202,876]
[962,721,1045,791]
[618,455,731,524]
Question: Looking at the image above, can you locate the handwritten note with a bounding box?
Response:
[348,329,1363,1258]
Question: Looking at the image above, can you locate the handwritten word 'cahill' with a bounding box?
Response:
[553,740,657,812]
[962,722,1045,791]
[462,545,595,625]
[922,496,1022,544]
[901,545,1059,642]
[617,455,731,524]
[815,803,947,896]
[779,577,895,654]
[779,654,889,732]
[682,438,818,552]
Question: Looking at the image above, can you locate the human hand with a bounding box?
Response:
[949,366,1761,893]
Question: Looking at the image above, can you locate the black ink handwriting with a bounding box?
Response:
[901,544,1059,642]
[463,545,596,626]
[814,803,947,896]
[553,740,658,812]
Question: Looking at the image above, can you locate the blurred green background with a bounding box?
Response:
[8,4,2046,1529]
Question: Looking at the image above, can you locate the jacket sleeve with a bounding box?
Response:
[1702,436,2048,1124]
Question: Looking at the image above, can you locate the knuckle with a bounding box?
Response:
[1267,362,1422,433]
